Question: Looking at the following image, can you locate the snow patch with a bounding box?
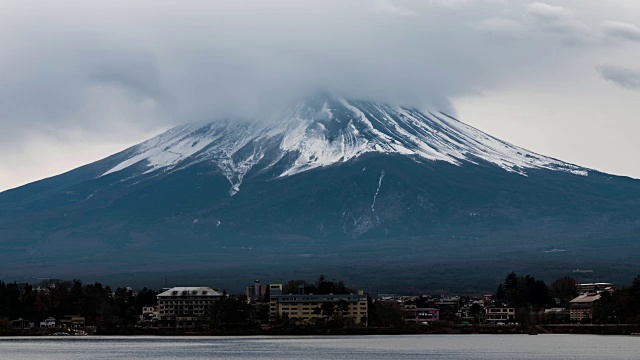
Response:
[371,170,385,213]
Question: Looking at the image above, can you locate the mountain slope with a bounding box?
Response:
[100,95,587,195]
[1,95,638,292]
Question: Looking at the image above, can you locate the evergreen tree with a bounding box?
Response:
[495,283,505,300]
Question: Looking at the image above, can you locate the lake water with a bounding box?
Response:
[0,334,639,359]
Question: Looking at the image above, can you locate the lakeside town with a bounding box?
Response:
[2,272,640,336]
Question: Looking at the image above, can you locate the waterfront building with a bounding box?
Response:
[59,315,85,329]
[39,317,57,328]
[157,287,223,328]
[484,306,515,323]
[403,305,440,324]
[140,305,159,324]
[269,284,368,326]
[9,318,34,330]
[569,293,601,322]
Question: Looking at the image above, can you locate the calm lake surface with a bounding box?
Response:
[0,334,639,359]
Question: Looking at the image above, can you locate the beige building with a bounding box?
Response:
[269,284,368,326]
[569,293,601,322]
[157,286,223,328]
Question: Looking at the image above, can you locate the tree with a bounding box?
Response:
[336,300,349,313]
[593,291,615,323]
[470,303,483,324]
[504,272,525,307]
[367,300,404,327]
[0,317,8,331]
[215,297,252,325]
[495,284,505,301]
[280,313,291,327]
[320,302,335,320]
[254,303,271,324]
[500,272,551,308]
[360,316,368,327]
[631,274,640,297]
[504,272,518,290]
[134,287,157,310]
[515,307,531,327]
[283,280,307,295]
[549,277,577,306]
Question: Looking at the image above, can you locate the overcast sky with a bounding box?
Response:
[1,0,639,191]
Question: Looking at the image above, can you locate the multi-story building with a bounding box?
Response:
[569,293,601,322]
[140,305,159,324]
[157,287,223,328]
[246,280,268,302]
[484,306,515,323]
[403,305,440,324]
[268,284,368,326]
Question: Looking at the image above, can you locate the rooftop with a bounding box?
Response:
[570,294,601,304]
[577,283,614,286]
[157,287,223,297]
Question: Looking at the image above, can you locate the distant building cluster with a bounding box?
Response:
[372,281,619,326]
[3,277,622,333]
[8,315,86,334]
[377,293,516,325]
[139,280,620,329]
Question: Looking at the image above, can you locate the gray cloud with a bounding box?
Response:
[526,2,571,22]
[0,0,599,135]
[598,65,640,90]
[0,0,515,145]
[602,21,640,42]
[1,0,640,190]
[477,18,527,36]
[370,0,417,16]
[525,2,591,43]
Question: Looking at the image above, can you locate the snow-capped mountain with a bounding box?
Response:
[102,95,587,195]
[1,94,638,291]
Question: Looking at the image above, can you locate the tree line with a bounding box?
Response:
[0,279,157,330]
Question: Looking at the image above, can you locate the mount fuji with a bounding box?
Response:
[1,95,639,291]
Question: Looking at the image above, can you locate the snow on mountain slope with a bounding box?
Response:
[101,95,588,195]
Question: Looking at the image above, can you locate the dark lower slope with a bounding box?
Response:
[1,154,639,292]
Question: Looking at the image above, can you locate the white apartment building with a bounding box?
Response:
[157,287,223,328]
[484,306,515,323]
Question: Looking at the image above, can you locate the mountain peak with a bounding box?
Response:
[101,96,588,195]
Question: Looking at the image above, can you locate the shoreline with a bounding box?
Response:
[3,323,640,337]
